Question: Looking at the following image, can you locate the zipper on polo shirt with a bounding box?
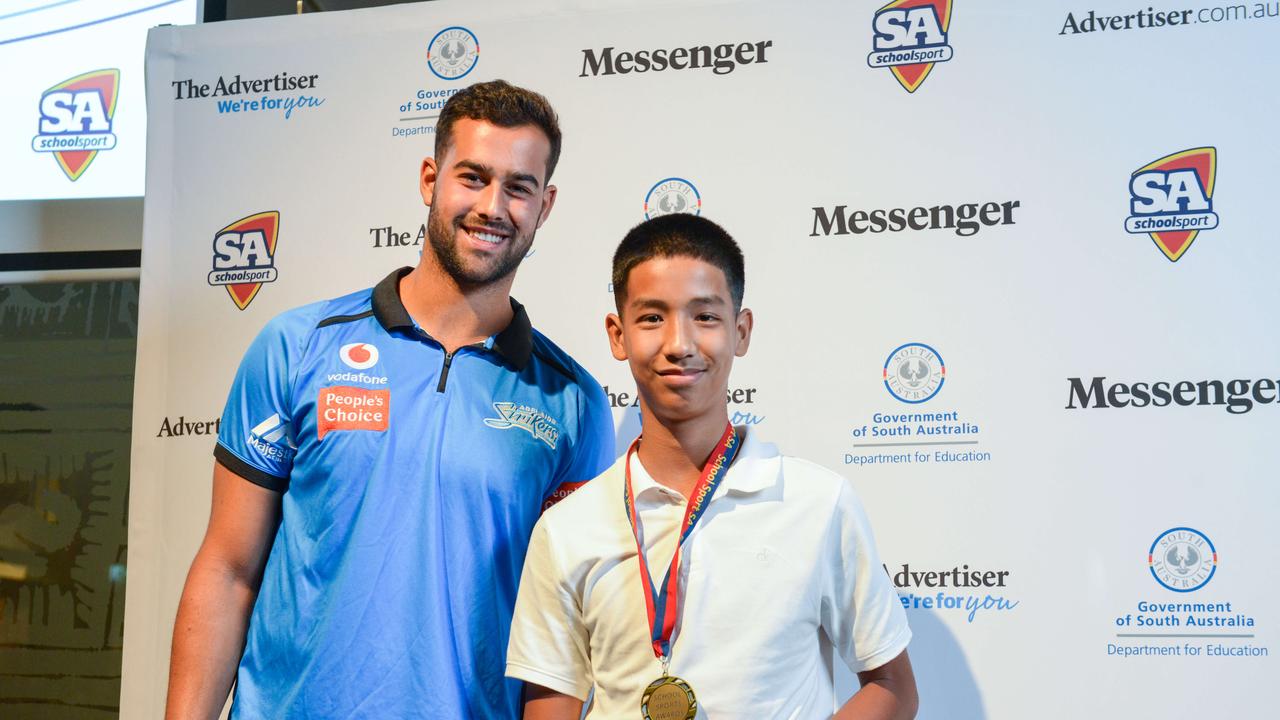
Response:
[435,343,486,393]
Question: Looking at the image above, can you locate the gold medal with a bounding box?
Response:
[641,675,698,720]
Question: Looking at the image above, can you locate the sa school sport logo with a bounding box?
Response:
[1149,527,1217,592]
[868,0,954,93]
[644,178,701,219]
[1125,147,1218,262]
[208,211,281,311]
[427,26,479,80]
[32,69,120,181]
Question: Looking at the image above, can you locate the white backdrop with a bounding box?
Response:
[125,0,1280,716]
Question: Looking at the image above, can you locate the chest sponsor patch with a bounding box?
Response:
[317,385,389,440]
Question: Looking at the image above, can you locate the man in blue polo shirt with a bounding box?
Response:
[165,81,614,719]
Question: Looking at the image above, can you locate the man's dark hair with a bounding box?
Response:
[612,214,745,312]
[434,80,562,181]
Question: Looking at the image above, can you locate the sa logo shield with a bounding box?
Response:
[868,0,954,93]
[207,212,281,310]
[1125,148,1218,262]
[32,69,120,181]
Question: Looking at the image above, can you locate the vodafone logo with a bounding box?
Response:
[340,342,379,370]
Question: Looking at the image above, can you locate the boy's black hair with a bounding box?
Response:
[612,214,745,312]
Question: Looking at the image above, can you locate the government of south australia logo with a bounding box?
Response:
[340,343,379,370]
[868,0,953,93]
[32,69,120,181]
[427,26,479,80]
[1125,147,1217,262]
[208,211,281,311]
[884,342,945,403]
[1149,527,1217,592]
[644,178,701,219]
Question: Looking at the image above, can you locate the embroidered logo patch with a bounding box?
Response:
[317,386,389,440]
[483,402,560,449]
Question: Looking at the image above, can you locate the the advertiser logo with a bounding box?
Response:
[1125,147,1217,262]
[427,26,480,80]
[884,342,945,404]
[484,402,561,449]
[889,562,1018,622]
[32,69,120,181]
[847,343,989,466]
[604,384,764,426]
[868,0,954,93]
[644,178,701,220]
[156,415,221,438]
[340,343,379,370]
[209,212,280,311]
[171,72,324,120]
[1149,527,1216,593]
[580,39,772,78]
[317,386,389,440]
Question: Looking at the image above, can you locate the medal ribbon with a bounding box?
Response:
[624,423,740,661]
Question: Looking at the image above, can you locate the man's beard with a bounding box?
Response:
[427,209,533,288]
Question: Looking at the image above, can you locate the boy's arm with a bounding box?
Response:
[834,649,918,720]
[523,683,585,720]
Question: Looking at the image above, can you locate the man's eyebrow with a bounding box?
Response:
[453,159,541,189]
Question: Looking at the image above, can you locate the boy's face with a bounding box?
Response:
[606,256,752,425]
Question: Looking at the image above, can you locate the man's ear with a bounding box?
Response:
[420,156,438,207]
[536,184,557,229]
[734,307,754,357]
[605,312,628,361]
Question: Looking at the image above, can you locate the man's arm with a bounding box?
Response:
[834,649,917,720]
[165,462,281,719]
[523,683,584,720]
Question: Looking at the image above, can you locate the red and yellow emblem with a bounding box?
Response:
[208,211,281,311]
[872,0,954,93]
[37,69,120,181]
[1131,148,1217,262]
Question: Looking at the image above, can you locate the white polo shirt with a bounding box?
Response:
[506,428,911,719]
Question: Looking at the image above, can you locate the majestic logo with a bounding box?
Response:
[484,402,560,449]
[884,343,945,404]
[340,343,379,370]
[208,211,281,311]
[32,69,120,181]
[1125,147,1218,262]
[317,386,389,440]
[427,26,479,80]
[248,413,296,462]
[1149,527,1217,592]
[644,178,701,220]
[868,0,954,93]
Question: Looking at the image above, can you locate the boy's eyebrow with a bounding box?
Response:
[453,159,541,189]
[628,295,729,311]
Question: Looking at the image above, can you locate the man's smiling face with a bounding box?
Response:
[421,118,557,288]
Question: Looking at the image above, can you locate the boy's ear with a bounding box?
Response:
[734,307,754,357]
[605,312,628,361]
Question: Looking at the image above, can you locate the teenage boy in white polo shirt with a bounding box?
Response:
[506,214,917,720]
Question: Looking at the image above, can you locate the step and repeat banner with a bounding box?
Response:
[125,0,1279,716]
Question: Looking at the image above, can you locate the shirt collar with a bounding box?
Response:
[371,266,534,370]
[624,426,781,503]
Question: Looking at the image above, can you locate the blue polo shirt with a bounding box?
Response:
[214,267,614,719]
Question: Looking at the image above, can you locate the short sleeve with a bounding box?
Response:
[505,519,593,700]
[213,310,308,492]
[545,371,615,501]
[819,480,912,673]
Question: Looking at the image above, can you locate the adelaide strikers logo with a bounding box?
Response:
[208,211,281,311]
[867,0,954,93]
[340,343,379,370]
[1148,527,1217,593]
[644,178,701,220]
[31,69,120,181]
[884,342,945,403]
[427,26,479,80]
[1125,147,1218,262]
